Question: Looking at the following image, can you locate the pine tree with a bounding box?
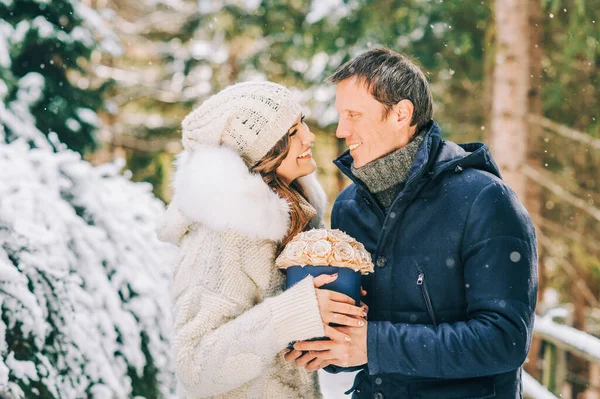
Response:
[107,0,492,201]
[0,0,117,153]
[0,1,176,397]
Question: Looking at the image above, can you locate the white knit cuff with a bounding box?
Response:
[266,276,325,348]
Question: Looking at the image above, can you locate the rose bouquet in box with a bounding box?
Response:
[276,228,374,307]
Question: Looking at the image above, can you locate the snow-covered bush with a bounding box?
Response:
[0,139,176,398]
[1,1,177,397]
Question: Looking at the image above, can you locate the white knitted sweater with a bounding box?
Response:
[156,145,328,398]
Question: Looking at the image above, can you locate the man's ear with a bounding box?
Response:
[394,99,414,126]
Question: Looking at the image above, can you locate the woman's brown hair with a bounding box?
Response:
[250,132,312,251]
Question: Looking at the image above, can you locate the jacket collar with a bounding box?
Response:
[333,120,501,194]
[334,120,442,194]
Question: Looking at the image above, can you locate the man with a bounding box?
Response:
[286,48,538,398]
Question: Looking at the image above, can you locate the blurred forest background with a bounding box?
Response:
[1,0,599,397]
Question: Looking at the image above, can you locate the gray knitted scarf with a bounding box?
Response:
[351,132,425,210]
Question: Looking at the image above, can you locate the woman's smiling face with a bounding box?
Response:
[276,114,317,185]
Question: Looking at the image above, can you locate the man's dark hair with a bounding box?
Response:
[326,47,433,133]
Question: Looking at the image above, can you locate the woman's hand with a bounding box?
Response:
[360,286,369,317]
[284,275,367,366]
[312,274,366,331]
[284,274,365,364]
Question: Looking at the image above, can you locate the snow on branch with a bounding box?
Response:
[522,164,600,223]
[0,139,177,397]
[0,64,176,397]
[535,215,600,254]
[534,316,600,365]
[523,371,558,399]
[537,231,600,308]
[528,114,600,150]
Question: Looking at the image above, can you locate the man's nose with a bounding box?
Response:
[336,121,351,139]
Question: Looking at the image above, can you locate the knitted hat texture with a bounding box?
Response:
[181,81,302,165]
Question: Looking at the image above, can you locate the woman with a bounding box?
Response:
[157,81,365,398]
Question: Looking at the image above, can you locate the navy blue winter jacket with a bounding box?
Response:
[327,121,538,399]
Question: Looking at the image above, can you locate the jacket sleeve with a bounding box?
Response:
[366,181,538,378]
[173,239,325,397]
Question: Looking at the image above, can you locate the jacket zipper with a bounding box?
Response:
[417,272,438,328]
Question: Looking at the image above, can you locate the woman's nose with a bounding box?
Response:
[302,129,315,144]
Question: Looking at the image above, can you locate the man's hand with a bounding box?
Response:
[284,284,369,371]
[286,322,368,372]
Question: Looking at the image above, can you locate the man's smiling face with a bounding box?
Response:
[334,77,410,168]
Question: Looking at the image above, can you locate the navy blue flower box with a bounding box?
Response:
[285,265,361,306]
[285,265,361,349]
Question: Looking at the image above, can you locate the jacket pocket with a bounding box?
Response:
[408,375,496,399]
[416,271,438,328]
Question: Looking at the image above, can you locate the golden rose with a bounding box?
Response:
[276,240,308,268]
[357,247,374,273]
[295,231,308,241]
[306,239,332,266]
[327,229,355,243]
[285,239,307,258]
[330,242,356,266]
[354,241,366,251]
[304,229,328,241]
[276,228,374,274]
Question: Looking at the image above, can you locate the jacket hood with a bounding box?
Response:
[334,120,502,187]
[156,145,327,246]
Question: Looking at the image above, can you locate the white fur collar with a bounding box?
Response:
[156,145,327,245]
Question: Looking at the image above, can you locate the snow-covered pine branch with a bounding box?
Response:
[1,2,177,397]
[0,115,177,398]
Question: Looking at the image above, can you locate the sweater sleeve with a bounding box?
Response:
[173,241,324,397]
[366,181,538,378]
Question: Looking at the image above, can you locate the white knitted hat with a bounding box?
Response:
[181,81,302,165]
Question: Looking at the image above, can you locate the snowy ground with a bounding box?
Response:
[318,370,357,398]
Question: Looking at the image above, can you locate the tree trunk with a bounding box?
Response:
[490,0,530,201]
[523,0,544,380]
[483,12,496,127]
